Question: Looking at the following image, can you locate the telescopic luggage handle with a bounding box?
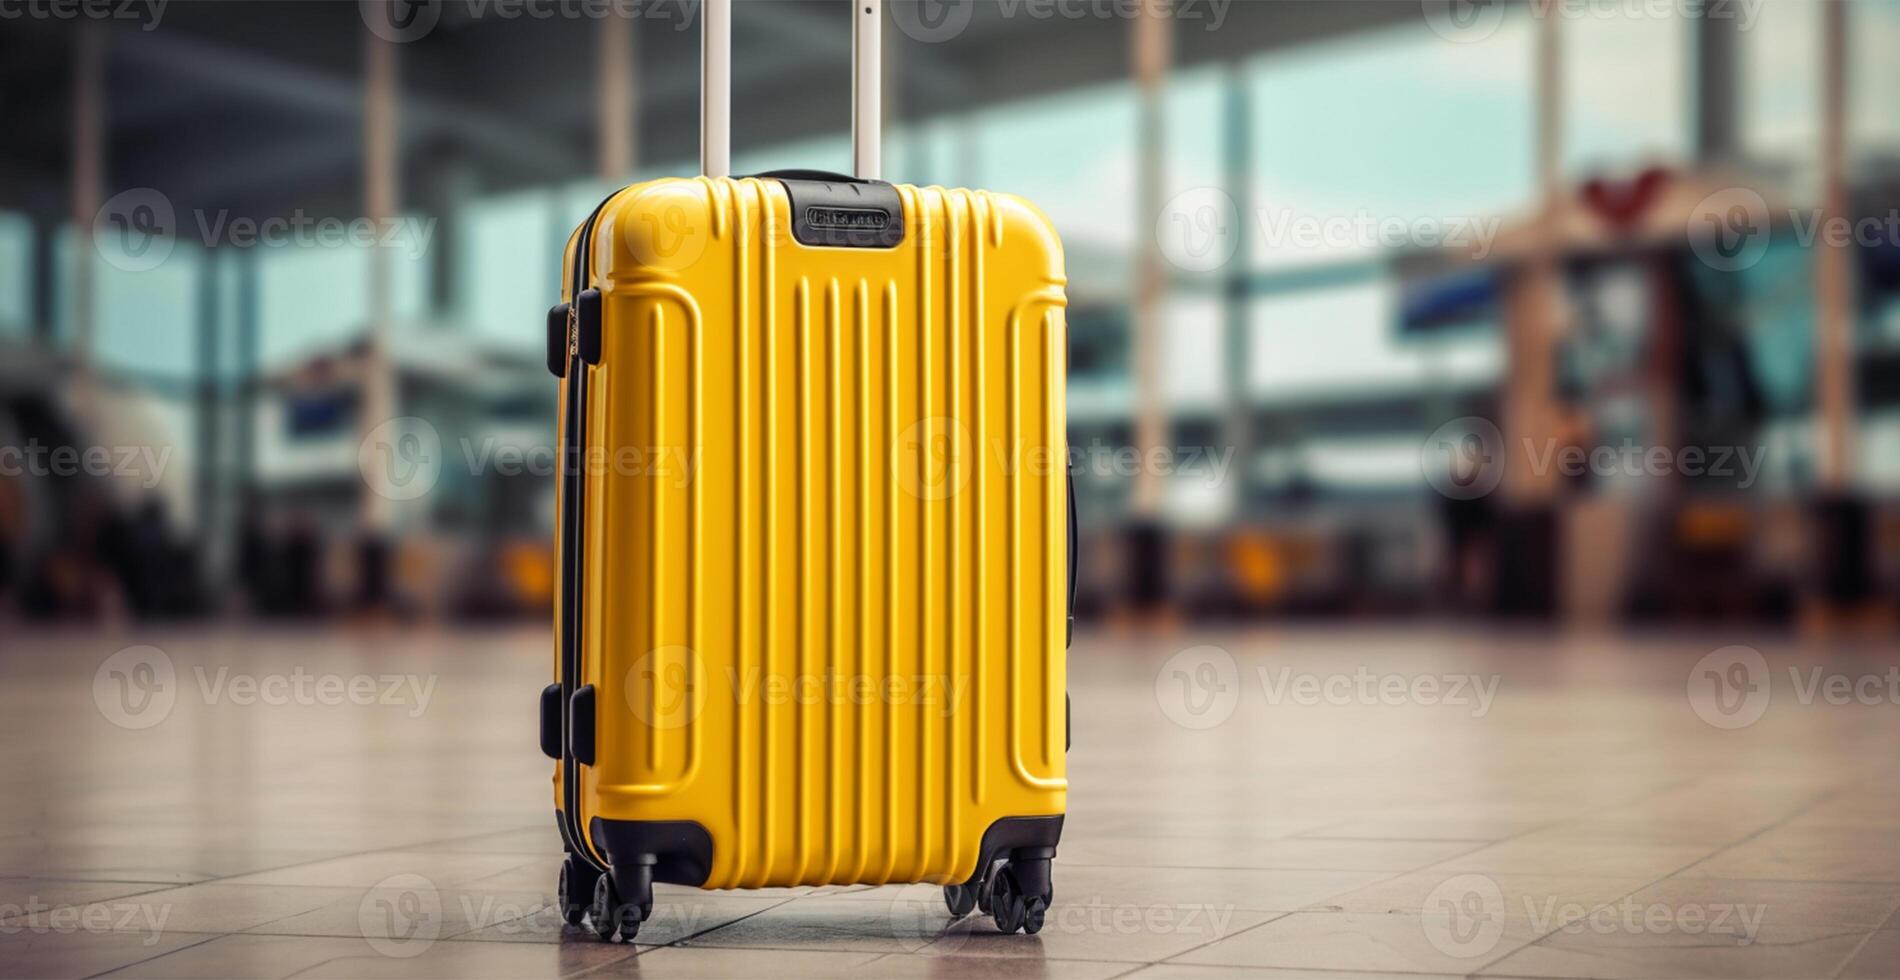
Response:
[700,0,881,180]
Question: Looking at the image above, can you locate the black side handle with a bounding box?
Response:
[546,303,570,378]
[539,682,563,760]
[569,684,597,766]
[1067,466,1077,649]
[576,289,603,366]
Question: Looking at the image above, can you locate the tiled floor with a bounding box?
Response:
[3,624,1899,978]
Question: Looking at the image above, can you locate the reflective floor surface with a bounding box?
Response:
[3,624,1898,978]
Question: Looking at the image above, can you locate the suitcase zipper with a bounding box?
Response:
[558,190,619,875]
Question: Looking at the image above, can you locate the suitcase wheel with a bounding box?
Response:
[585,873,646,942]
[988,860,1052,935]
[943,880,979,918]
[557,856,599,927]
[588,871,649,943]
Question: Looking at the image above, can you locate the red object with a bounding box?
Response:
[1582,167,1672,232]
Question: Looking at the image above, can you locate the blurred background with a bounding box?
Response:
[1,0,1897,637]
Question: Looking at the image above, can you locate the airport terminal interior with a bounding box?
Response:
[5,0,1900,976]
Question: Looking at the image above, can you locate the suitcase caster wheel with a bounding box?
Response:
[944,881,978,918]
[976,860,999,915]
[557,858,597,927]
[589,873,641,943]
[989,862,1053,935]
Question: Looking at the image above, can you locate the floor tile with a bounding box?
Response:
[859,953,1135,979]
[1838,929,1900,979]
[7,882,355,937]
[1310,869,1647,921]
[1685,825,1900,883]
[0,878,176,916]
[1431,837,1716,880]
[1476,920,1874,979]
[216,850,544,889]
[1056,836,1474,872]
[919,903,1278,964]
[581,947,883,977]
[1167,910,1545,974]
[9,625,1900,977]
[450,893,785,945]
[95,932,638,979]
[821,867,1391,913]
[1123,966,1460,980]
[0,929,215,980]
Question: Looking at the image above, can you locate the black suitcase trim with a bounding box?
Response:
[555,191,620,876]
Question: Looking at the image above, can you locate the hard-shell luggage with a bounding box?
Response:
[540,0,1072,942]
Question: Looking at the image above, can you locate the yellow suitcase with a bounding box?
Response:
[538,0,1070,943]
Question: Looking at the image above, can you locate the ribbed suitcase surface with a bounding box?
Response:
[555,176,1068,890]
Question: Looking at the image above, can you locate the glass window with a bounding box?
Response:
[1247,15,1536,271]
[732,134,852,179]
[971,81,1138,264]
[1742,0,1820,185]
[460,189,559,352]
[1851,0,1900,163]
[0,212,31,338]
[53,227,201,383]
[1162,292,1225,413]
[1562,2,1691,174]
[1248,279,1500,403]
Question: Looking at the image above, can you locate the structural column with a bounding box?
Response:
[360,28,399,534]
[1129,0,1171,518]
[1815,0,1854,491]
